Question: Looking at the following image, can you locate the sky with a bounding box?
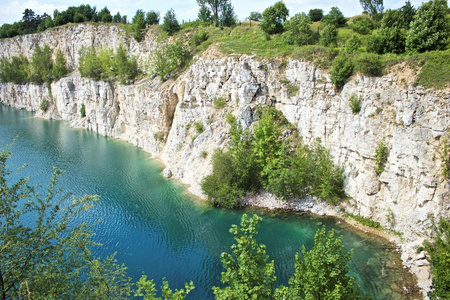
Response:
[0,0,425,26]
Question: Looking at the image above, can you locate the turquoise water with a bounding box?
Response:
[0,105,417,299]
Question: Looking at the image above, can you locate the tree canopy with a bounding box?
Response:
[260,1,289,34]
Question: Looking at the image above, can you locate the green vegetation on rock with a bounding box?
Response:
[202,107,345,208]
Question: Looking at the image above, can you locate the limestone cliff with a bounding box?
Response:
[1,24,449,296]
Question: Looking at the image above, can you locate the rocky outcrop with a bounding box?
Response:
[1,24,449,297]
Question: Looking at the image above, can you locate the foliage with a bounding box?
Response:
[248,11,262,22]
[377,9,406,54]
[422,217,450,299]
[345,34,362,53]
[359,0,384,15]
[191,30,209,46]
[135,275,195,299]
[308,9,324,22]
[348,213,381,228]
[406,0,449,53]
[201,150,245,208]
[213,214,277,299]
[329,53,354,88]
[400,0,416,29]
[439,138,450,179]
[288,227,363,299]
[219,1,236,27]
[322,7,346,28]
[0,56,30,84]
[52,49,68,81]
[198,5,213,23]
[30,44,53,84]
[260,1,289,35]
[366,34,383,54]
[284,13,315,46]
[0,147,134,299]
[414,49,450,89]
[150,41,190,81]
[79,103,86,117]
[146,10,160,25]
[78,47,102,80]
[349,94,361,113]
[132,10,146,42]
[350,16,373,35]
[78,44,138,83]
[354,53,383,76]
[197,0,230,27]
[162,9,180,36]
[320,24,338,47]
[202,107,345,207]
[194,121,204,133]
[40,98,50,112]
[113,43,139,84]
[98,7,113,23]
[374,138,388,174]
[213,97,226,108]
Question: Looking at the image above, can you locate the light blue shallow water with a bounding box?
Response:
[0,105,417,299]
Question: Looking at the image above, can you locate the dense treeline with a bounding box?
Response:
[0,44,68,84]
[202,107,345,208]
[0,5,125,39]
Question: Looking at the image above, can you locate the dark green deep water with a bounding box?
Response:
[0,105,418,299]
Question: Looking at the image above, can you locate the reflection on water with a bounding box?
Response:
[0,105,419,299]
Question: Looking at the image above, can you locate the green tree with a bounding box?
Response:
[322,7,346,28]
[422,217,450,299]
[30,44,53,84]
[377,10,406,54]
[359,0,384,16]
[288,227,363,299]
[132,9,146,42]
[213,214,277,299]
[113,12,122,23]
[113,43,138,84]
[150,41,190,81]
[98,7,112,23]
[320,24,338,47]
[146,10,160,25]
[284,12,315,46]
[405,0,448,53]
[329,53,353,88]
[308,9,324,22]
[198,5,213,22]
[78,46,102,80]
[197,0,230,27]
[259,1,289,34]
[0,56,30,84]
[400,0,416,29]
[345,34,362,53]
[52,49,68,81]
[350,16,373,35]
[248,11,262,21]
[219,1,236,27]
[0,146,134,299]
[162,9,180,36]
[201,149,244,208]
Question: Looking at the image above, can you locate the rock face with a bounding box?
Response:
[0,24,448,296]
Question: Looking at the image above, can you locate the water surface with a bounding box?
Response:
[0,105,418,299]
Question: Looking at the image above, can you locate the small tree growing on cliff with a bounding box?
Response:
[162,9,180,36]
